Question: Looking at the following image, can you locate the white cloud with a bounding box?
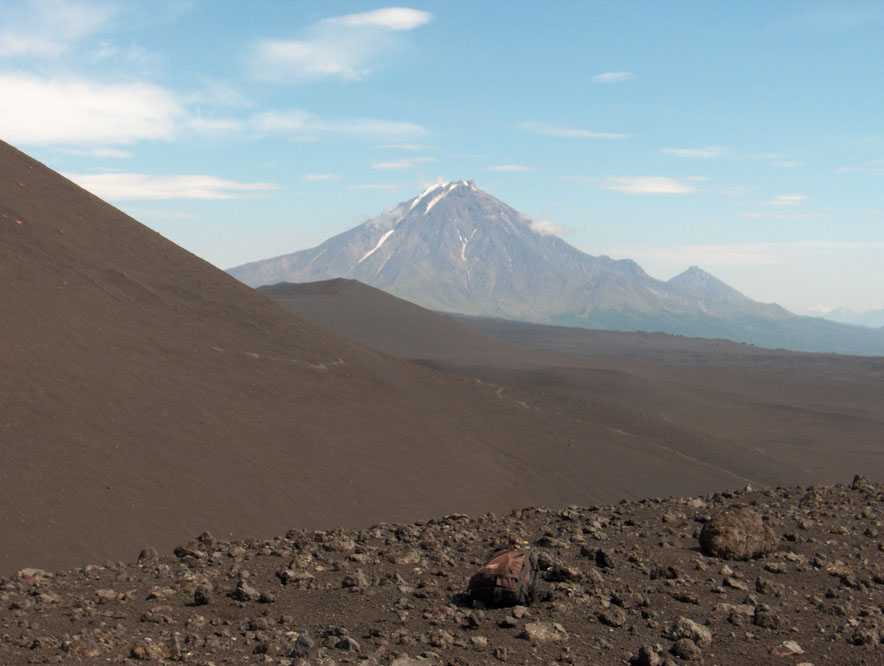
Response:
[0,0,112,58]
[66,173,278,200]
[0,72,180,145]
[601,176,696,194]
[769,193,806,207]
[250,6,431,81]
[303,173,339,182]
[251,110,425,139]
[661,146,723,159]
[520,121,629,140]
[325,7,431,31]
[592,71,635,83]
[487,164,534,173]
[372,156,435,170]
[528,219,565,236]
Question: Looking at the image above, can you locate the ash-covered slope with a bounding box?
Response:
[259,278,529,365]
[1,142,756,573]
[229,182,884,355]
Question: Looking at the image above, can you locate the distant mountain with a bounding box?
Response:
[229,181,884,356]
[823,307,884,329]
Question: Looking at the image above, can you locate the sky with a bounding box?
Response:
[2,1,883,314]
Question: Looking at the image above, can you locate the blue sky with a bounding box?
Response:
[2,1,883,313]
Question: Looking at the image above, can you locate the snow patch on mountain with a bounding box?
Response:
[358,229,395,263]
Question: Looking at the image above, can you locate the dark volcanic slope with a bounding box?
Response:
[1,479,881,664]
[0,142,755,574]
[266,280,884,494]
[259,279,526,365]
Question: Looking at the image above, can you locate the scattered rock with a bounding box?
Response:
[699,506,778,560]
[520,622,568,642]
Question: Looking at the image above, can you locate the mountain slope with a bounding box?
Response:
[265,278,884,506]
[824,306,884,328]
[2,142,759,573]
[259,279,527,365]
[229,182,884,356]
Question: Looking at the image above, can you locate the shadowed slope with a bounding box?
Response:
[259,279,526,365]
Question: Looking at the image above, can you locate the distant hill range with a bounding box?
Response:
[229,181,884,356]
[823,307,884,329]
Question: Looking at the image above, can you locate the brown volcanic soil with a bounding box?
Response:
[1,142,759,575]
[264,280,884,493]
[0,479,880,664]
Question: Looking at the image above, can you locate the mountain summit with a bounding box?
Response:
[229,182,884,355]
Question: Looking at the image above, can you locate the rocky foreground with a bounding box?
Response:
[1,479,881,665]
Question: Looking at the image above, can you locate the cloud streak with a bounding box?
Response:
[252,110,426,139]
[661,146,723,159]
[487,164,534,173]
[769,193,806,207]
[520,121,629,140]
[325,8,431,31]
[601,176,696,194]
[66,173,278,200]
[372,156,435,170]
[592,71,634,83]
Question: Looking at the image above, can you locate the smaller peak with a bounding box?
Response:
[675,265,716,280]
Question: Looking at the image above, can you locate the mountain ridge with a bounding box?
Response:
[229,182,884,356]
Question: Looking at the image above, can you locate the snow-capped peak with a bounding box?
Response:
[407,180,480,214]
[409,183,444,211]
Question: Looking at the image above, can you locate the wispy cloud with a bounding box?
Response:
[520,121,629,140]
[0,73,180,145]
[347,183,401,192]
[372,156,435,170]
[487,164,534,173]
[379,143,431,151]
[302,173,339,182]
[325,7,431,31]
[601,176,696,195]
[62,146,133,159]
[66,173,278,200]
[252,110,426,139]
[250,6,431,82]
[769,193,806,207]
[528,219,566,236]
[747,152,803,168]
[592,71,635,83]
[661,145,723,159]
[0,0,113,58]
[836,160,884,176]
